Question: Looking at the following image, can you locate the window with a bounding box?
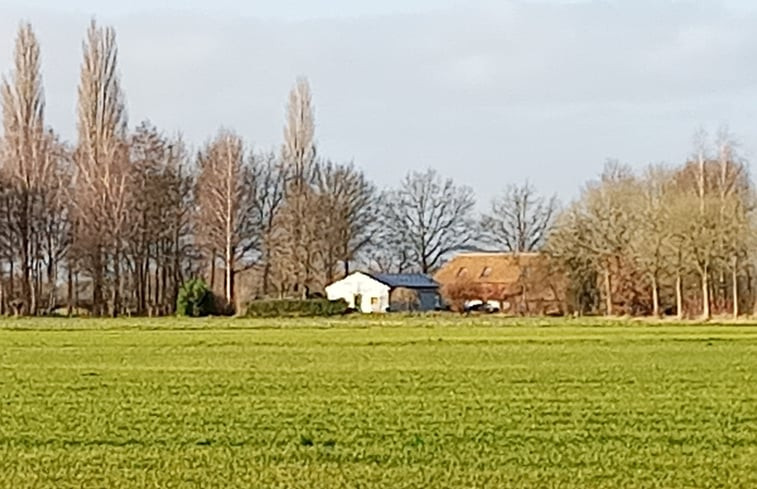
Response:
[371,297,379,306]
[456,267,468,277]
[480,267,492,278]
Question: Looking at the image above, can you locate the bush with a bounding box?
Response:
[441,279,482,313]
[245,298,349,318]
[176,279,216,317]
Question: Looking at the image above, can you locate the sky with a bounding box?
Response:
[1,0,756,205]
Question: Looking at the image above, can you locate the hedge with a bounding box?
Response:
[245,298,349,318]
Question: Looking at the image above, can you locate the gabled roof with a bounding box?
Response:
[371,273,439,289]
[434,252,547,285]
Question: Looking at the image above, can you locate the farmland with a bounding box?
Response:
[0,318,756,488]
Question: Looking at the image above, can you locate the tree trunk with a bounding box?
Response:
[74,271,80,316]
[92,251,103,316]
[9,258,15,305]
[651,274,660,318]
[153,263,160,310]
[0,263,5,316]
[67,263,73,317]
[262,260,271,298]
[145,260,152,312]
[170,238,180,314]
[29,250,37,316]
[225,242,234,306]
[112,244,121,317]
[209,251,216,292]
[20,199,31,315]
[675,271,683,320]
[21,243,30,314]
[161,263,168,313]
[732,256,739,319]
[604,266,613,316]
[701,265,711,320]
[47,255,57,314]
[136,256,145,315]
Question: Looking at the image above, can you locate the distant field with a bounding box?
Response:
[0,318,755,488]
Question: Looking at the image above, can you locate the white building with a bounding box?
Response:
[325,272,440,314]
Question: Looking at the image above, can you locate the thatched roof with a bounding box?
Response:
[434,252,546,286]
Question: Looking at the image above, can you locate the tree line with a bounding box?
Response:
[0,21,482,316]
[0,21,753,319]
[549,132,753,320]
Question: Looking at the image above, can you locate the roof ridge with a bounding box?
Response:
[455,251,543,257]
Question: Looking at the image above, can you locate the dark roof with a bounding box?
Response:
[371,273,438,289]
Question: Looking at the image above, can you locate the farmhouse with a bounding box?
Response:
[325,272,440,313]
[434,252,566,314]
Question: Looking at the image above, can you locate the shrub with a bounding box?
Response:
[441,279,483,313]
[176,279,216,317]
[245,298,349,318]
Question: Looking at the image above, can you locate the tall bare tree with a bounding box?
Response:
[276,77,318,297]
[195,130,257,307]
[481,181,557,253]
[383,169,476,273]
[672,129,751,319]
[1,23,50,314]
[634,165,676,317]
[712,130,751,318]
[72,20,129,316]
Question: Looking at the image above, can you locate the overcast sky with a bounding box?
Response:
[1,0,756,204]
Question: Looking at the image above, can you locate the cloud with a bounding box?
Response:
[0,0,756,205]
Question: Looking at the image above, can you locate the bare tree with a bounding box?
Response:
[0,178,15,313]
[126,122,194,314]
[692,130,714,320]
[547,203,601,315]
[38,134,72,313]
[672,129,751,319]
[195,130,257,307]
[127,121,163,313]
[550,162,642,316]
[276,77,319,297]
[1,23,51,314]
[365,193,415,274]
[315,160,378,283]
[481,181,557,252]
[383,169,476,274]
[633,165,676,317]
[72,20,129,316]
[248,150,286,297]
[712,130,751,318]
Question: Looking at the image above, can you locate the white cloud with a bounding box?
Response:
[0,0,756,205]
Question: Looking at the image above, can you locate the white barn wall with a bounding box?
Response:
[325,272,391,313]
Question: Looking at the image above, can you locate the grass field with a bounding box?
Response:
[1,318,756,488]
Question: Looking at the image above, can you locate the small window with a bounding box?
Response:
[480,267,492,278]
[456,267,468,277]
[371,297,379,306]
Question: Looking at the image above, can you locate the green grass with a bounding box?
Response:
[0,318,756,488]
